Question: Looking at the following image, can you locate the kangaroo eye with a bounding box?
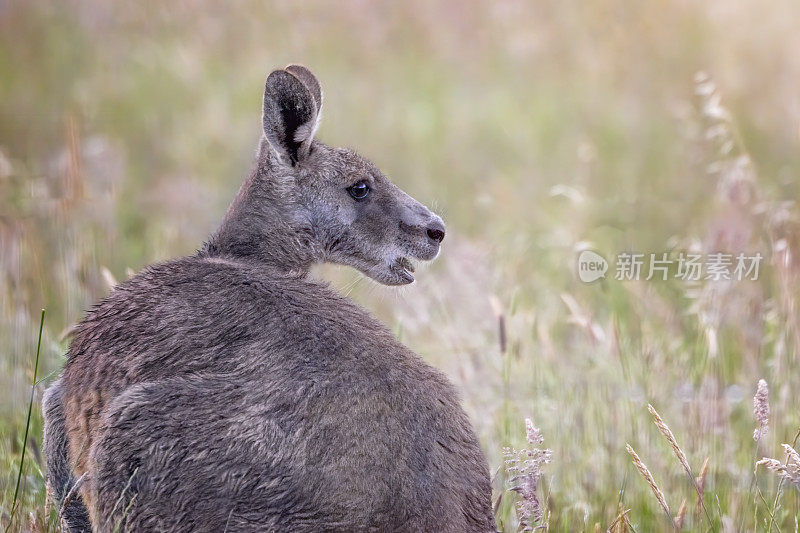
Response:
[347,181,370,200]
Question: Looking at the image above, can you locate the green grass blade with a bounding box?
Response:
[5,308,45,533]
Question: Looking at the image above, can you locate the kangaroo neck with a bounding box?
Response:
[200,143,317,274]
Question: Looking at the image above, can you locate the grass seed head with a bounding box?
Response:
[753,379,770,441]
[648,404,692,478]
[625,443,671,520]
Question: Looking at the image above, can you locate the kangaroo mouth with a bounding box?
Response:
[389,256,416,284]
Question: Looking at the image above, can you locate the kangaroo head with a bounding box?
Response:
[206,65,445,285]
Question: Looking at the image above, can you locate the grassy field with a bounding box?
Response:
[2,1,800,530]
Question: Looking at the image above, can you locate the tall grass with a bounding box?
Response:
[4,310,44,533]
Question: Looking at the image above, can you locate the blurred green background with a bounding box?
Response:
[2,1,800,530]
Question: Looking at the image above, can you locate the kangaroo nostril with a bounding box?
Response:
[427,227,445,243]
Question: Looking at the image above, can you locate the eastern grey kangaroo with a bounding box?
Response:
[43,65,495,532]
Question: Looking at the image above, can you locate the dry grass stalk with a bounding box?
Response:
[625,443,671,521]
[752,379,769,441]
[504,418,552,531]
[59,472,87,524]
[756,444,800,488]
[28,511,41,533]
[696,457,709,513]
[648,404,711,525]
[607,504,632,533]
[489,295,507,354]
[648,404,692,477]
[674,499,687,531]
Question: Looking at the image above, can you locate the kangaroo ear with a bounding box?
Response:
[262,65,323,164]
[284,64,322,112]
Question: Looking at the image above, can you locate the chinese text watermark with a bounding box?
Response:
[577,251,762,283]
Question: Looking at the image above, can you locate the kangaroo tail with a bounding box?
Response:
[43,379,93,532]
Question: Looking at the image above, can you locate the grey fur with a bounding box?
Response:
[43,382,93,531]
[44,65,495,532]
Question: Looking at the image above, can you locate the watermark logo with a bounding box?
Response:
[577,250,608,282]
[577,250,763,283]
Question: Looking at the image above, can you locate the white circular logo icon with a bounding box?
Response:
[577,250,608,283]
